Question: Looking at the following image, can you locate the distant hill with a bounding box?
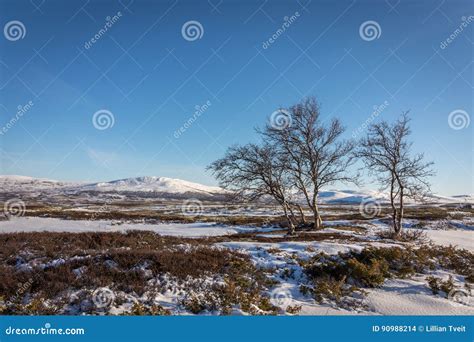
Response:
[2,175,472,204]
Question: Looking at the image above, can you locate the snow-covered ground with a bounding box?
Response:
[364,276,473,315]
[1,211,472,316]
[2,216,472,251]
[0,217,278,237]
[423,229,474,252]
[217,236,474,315]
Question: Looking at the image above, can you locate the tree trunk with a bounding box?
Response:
[393,213,401,235]
[312,204,323,230]
[395,186,404,235]
[389,175,398,235]
[282,203,296,235]
[296,204,306,224]
[287,205,298,226]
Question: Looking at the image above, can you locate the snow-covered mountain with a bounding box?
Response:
[1,175,225,199]
[80,176,223,195]
[317,190,387,204]
[0,175,79,192]
[1,175,472,204]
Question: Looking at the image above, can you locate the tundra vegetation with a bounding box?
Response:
[2,98,469,317]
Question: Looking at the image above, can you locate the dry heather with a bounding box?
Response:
[301,245,474,308]
[1,212,472,315]
[0,231,280,315]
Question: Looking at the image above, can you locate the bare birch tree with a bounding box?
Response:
[207,143,298,234]
[356,113,434,235]
[261,97,357,230]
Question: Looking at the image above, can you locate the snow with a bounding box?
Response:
[365,277,474,315]
[218,235,474,315]
[318,189,387,204]
[1,175,472,204]
[0,217,277,237]
[0,175,224,196]
[81,176,224,194]
[0,175,70,186]
[218,241,364,261]
[0,175,41,181]
[0,184,472,316]
[424,229,474,252]
[2,216,472,249]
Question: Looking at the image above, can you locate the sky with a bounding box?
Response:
[0,0,472,195]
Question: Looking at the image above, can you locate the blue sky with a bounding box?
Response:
[0,0,472,195]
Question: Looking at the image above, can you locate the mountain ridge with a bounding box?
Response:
[2,175,472,204]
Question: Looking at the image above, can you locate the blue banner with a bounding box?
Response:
[0,316,472,342]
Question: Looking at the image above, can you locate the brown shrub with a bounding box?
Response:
[0,231,278,315]
[376,229,428,243]
[302,245,474,305]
